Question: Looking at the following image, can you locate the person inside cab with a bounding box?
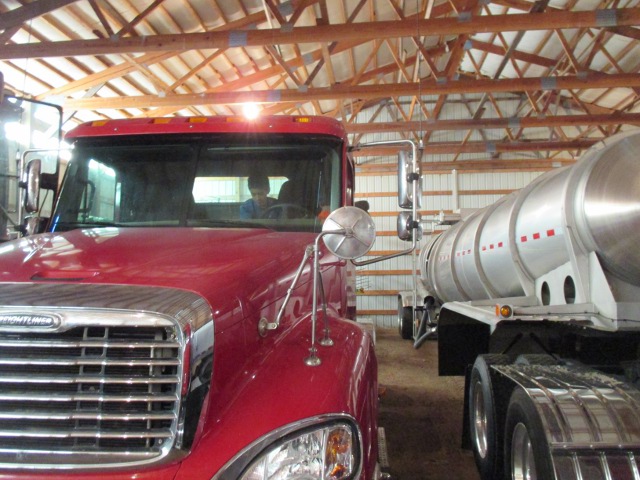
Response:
[239,173,277,219]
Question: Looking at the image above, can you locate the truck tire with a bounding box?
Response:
[397,297,413,340]
[504,387,554,480]
[469,354,511,480]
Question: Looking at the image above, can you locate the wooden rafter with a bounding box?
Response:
[62,72,640,110]
[0,0,79,31]
[345,112,640,133]
[1,0,638,172]
[3,9,639,60]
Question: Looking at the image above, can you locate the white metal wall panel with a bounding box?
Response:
[352,104,561,329]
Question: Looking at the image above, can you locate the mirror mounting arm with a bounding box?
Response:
[351,244,416,266]
[258,245,314,337]
[260,207,376,366]
[304,230,347,366]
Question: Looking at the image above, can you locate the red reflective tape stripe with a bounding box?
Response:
[533,232,541,240]
[482,246,487,251]
[498,242,503,248]
[547,229,555,237]
[520,236,527,242]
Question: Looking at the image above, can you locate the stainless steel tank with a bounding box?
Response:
[422,130,640,303]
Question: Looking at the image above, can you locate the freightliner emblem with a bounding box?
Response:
[0,313,61,330]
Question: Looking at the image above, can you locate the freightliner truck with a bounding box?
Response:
[0,113,385,479]
[407,130,640,480]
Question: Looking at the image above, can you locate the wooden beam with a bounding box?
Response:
[32,9,271,100]
[607,25,640,41]
[470,39,557,69]
[2,8,639,59]
[0,0,79,31]
[345,112,640,133]
[63,72,640,110]
[356,158,576,173]
[351,138,598,156]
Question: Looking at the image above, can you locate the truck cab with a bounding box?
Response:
[0,115,381,479]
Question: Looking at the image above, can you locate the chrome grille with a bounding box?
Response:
[0,322,182,466]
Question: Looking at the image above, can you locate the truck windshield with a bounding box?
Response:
[50,134,343,233]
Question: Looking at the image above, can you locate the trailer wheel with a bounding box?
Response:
[397,297,413,340]
[469,354,511,480]
[504,387,554,480]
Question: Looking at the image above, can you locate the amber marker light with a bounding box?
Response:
[496,304,513,318]
[325,426,354,479]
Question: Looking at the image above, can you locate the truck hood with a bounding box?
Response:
[0,227,315,327]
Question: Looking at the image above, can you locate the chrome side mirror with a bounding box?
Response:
[322,206,375,259]
[398,150,421,209]
[258,207,377,359]
[302,207,376,367]
[397,211,422,242]
[23,159,42,214]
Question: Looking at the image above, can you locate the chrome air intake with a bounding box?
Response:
[0,283,214,469]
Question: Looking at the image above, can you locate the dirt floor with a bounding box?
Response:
[375,327,481,480]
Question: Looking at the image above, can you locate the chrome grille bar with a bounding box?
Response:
[0,412,176,421]
[0,283,216,470]
[0,393,178,402]
[0,340,181,348]
[0,429,173,439]
[0,358,181,366]
[0,310,183,468]
[0,374,180,384]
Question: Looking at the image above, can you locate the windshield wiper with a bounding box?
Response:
[187,219,275,230]
[52,221,125,231]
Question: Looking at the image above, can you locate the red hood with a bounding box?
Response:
[0,227,315,328]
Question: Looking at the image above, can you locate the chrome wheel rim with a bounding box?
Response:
[512,422,536,480]
[472,379,488,459]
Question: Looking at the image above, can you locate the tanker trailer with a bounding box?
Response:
[421,130,640,480]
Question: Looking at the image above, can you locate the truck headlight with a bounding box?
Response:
[240,422,358,480]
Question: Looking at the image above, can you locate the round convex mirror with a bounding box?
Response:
[322,206,375,260]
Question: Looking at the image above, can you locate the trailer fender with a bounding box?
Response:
[495,363,640,480]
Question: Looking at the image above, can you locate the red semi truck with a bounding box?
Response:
[0,115,383,479]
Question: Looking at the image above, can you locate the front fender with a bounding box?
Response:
[175,316,378,479]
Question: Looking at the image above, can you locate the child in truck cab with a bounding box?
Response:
[239,173,277,219]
